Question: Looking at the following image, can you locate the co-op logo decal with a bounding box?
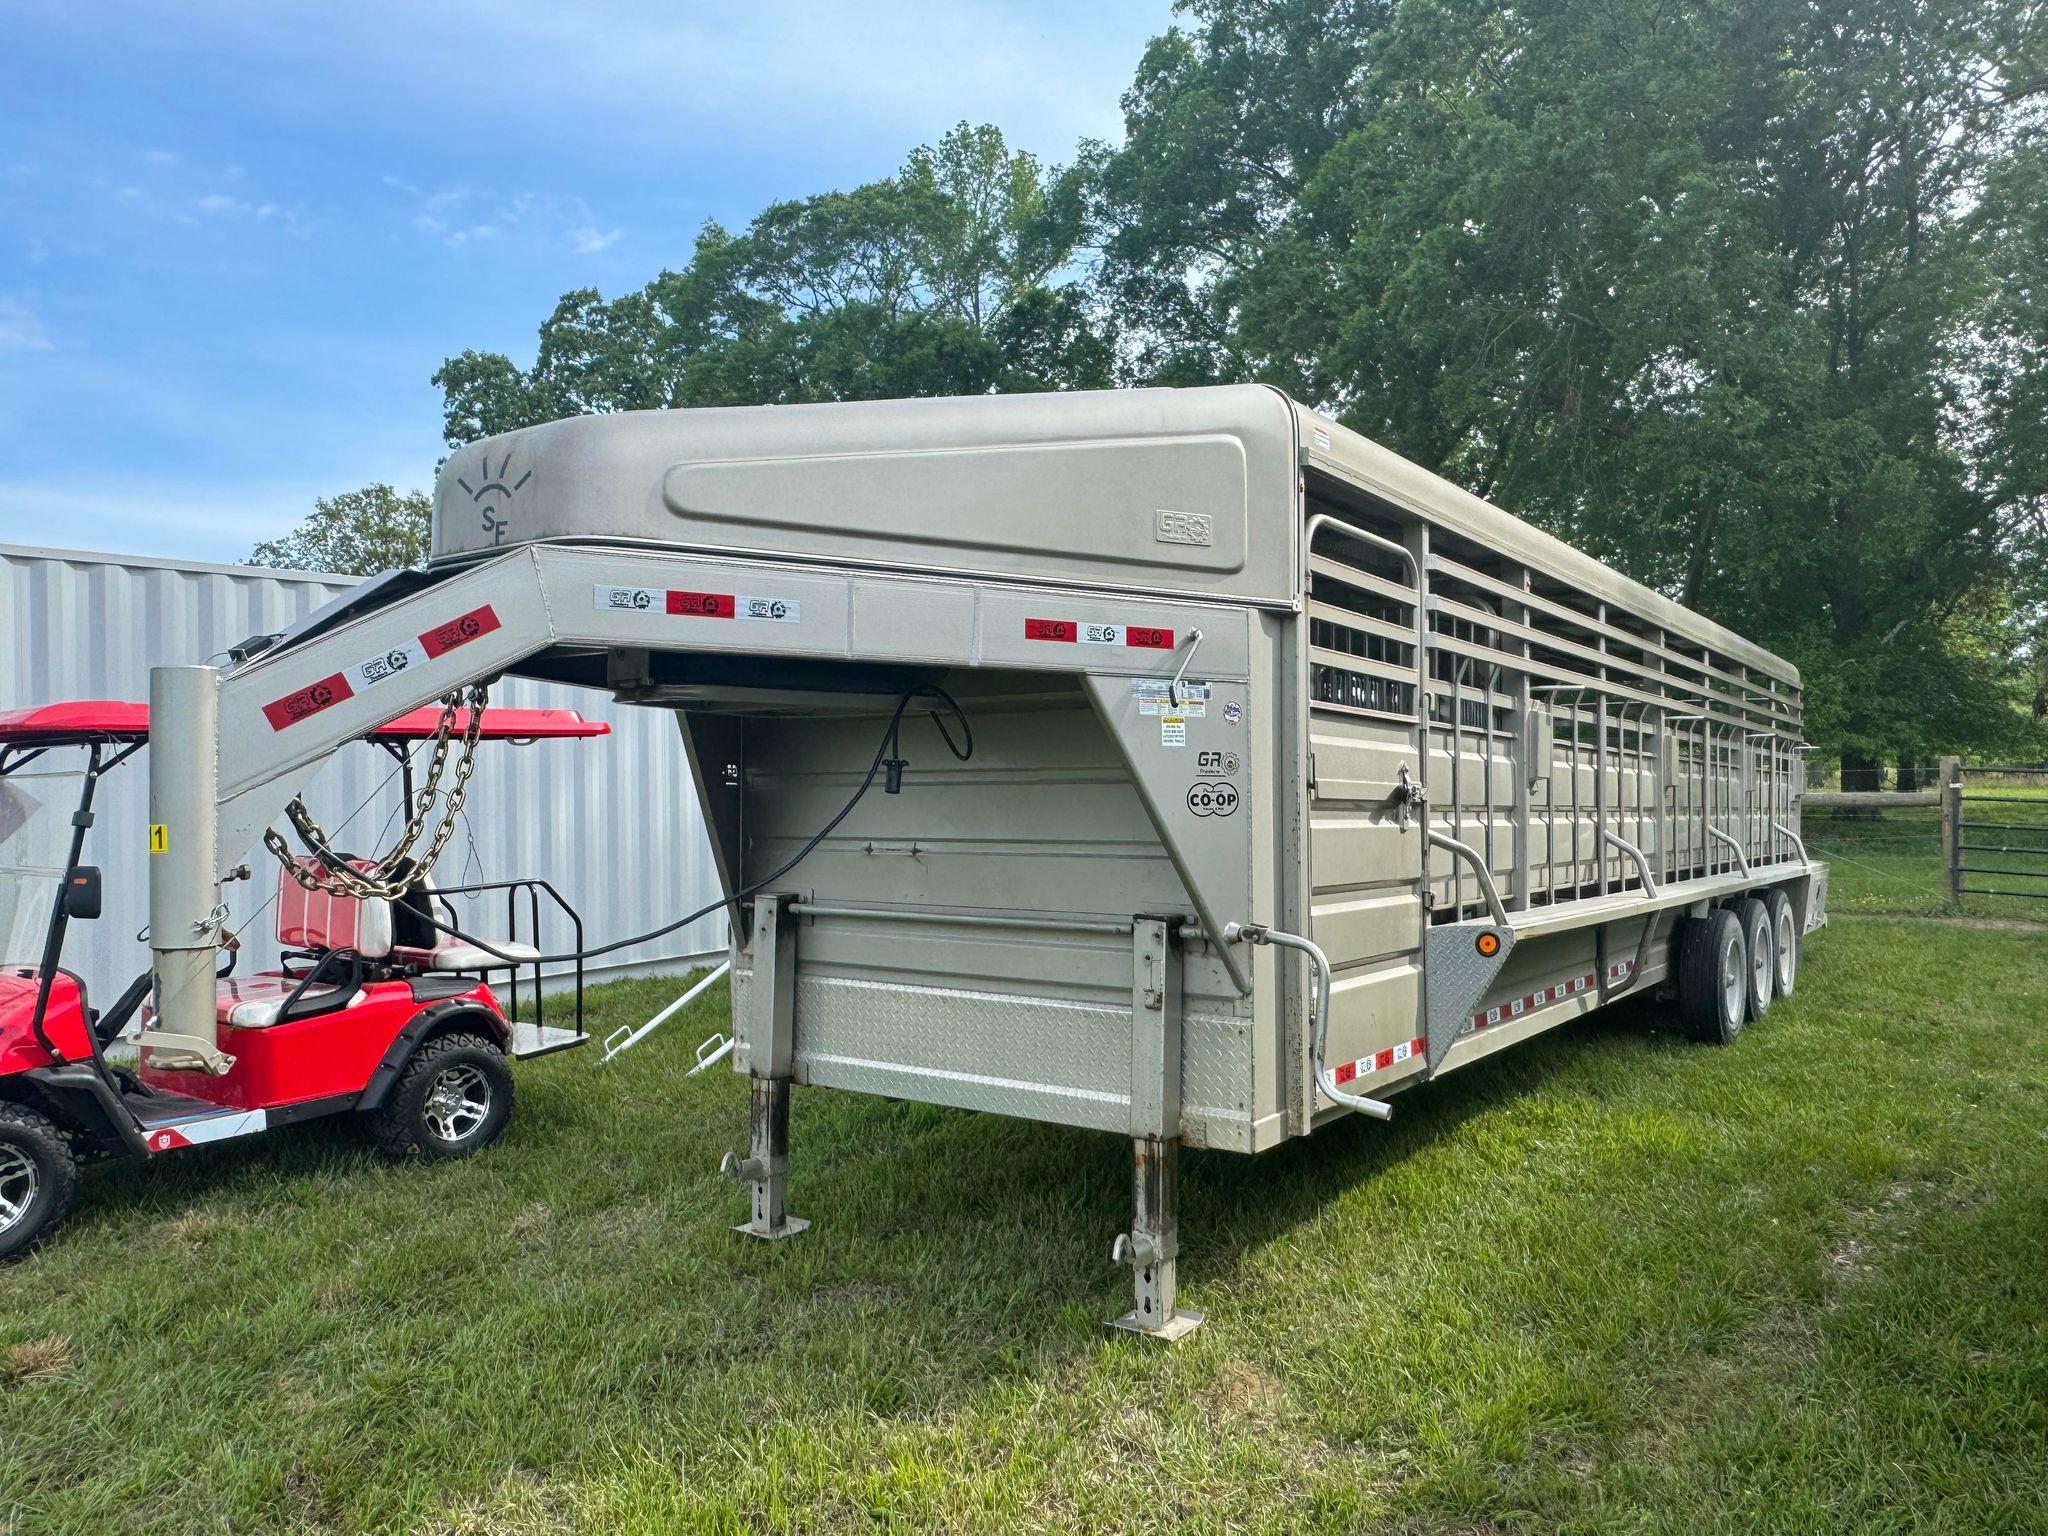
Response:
[456,448,531,546]
[1186,781,1240,817]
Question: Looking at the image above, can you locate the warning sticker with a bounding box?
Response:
[1132,680,1207,717]
[1160,715,1187,748]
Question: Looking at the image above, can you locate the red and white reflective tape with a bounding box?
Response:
[594,584,801,624]
[1333,1035,1426,1086]
[262,604,501,731]
[1473,960,1634,1033]
[144,1109,268,1154]
[1023,618,1174,649]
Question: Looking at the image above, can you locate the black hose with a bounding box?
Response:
[387,685,971,966]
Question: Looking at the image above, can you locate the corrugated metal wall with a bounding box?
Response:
[2,543,723,1002]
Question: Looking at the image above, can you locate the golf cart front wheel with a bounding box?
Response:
[371,1032,514,1161]
[0,1103,78,1263]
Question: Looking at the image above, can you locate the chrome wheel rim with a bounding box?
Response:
[423,1064,490,1142]
[1720,932,1744,1025]
[1750,917,1772,1003]
[0,1145,38,1236]
[1776,911,1797,993]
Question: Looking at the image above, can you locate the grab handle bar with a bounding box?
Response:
[1225,922,1393,1121]
[1707,825,1752,879]
[1425,830,1511,926]
[1601,829,1660,898]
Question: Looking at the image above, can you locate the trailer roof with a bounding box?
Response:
[431,383,1796,686]
[0,700,609,747]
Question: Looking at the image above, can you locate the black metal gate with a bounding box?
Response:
[1947,764,2048,903]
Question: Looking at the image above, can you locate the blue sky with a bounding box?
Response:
[0,0,1172,564]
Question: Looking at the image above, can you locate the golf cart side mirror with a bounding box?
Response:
[63,866,102,920]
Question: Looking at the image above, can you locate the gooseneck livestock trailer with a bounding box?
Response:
[131,386,1825,1334]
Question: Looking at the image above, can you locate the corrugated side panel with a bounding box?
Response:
[1,545,721,1002]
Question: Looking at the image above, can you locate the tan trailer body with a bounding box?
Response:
[146,386,1825,1335]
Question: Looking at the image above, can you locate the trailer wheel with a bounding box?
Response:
[1736,898,1775,1022]
[1766,889,1798,999]
[0,1104,79,1263]
[371,1032,514,1162]
[1677,908,1746,1044]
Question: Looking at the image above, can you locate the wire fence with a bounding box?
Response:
[1801,770,2048,923]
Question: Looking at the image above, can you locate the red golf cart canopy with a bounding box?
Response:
[0,700,608,748]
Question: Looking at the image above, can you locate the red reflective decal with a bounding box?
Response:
[667,591,736,618]
[262,672,354,731]
[418,604,501,658]
[1024,618,1075,641]
[1333,1061,1357,1086]
[1124,627,1174,649]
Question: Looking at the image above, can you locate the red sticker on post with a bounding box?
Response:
[418,604,501,658]
[262,672,355,730]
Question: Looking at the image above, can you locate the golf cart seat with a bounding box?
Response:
[216,974,368,1029]
[386,866,541,973]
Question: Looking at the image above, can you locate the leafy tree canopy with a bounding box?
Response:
[432,123,1110,443]
[1086,0,2048,768]
[250,483,431,576]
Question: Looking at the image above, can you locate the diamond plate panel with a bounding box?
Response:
[735,966,1254,1145]
[1424,922,1516,1072]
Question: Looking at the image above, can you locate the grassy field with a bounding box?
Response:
[3,917,2047,1534]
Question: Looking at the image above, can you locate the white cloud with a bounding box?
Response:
[106,0,1160,161]
[196,192,286,220]
[403,185,620,253]
[0,298,53,352]
[143,148,179,165]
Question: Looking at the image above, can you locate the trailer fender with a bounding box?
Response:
[357,1001,509,1114]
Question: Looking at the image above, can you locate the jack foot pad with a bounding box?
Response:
[734,1215,810,1242]
[1109,1306,1205,1341]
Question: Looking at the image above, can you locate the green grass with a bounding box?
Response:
[4,921,2048,1534]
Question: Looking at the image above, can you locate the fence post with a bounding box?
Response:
[1939,755,1962,905]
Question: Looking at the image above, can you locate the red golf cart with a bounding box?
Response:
[0,700,606,1259]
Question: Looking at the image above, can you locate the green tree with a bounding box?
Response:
[1087,0,2048,770]
[251,484,432,575]
[434,123,1110,447]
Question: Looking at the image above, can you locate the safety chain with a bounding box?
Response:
[264,683,490,899]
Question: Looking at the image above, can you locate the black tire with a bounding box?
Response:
[1737,897,1774,1022]
[1765,888,1799,999]
[1678,908,1747,1044]
[370,1032,514,1162]
[0,1104,79,1263]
